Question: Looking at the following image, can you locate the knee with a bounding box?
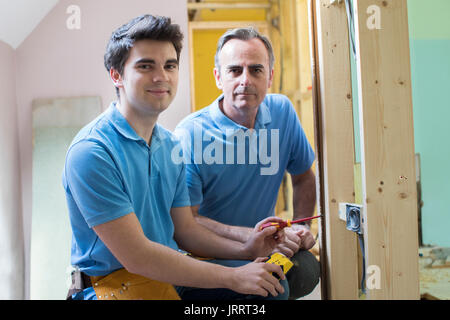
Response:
[286,250,320,299]
[268,278,289,300]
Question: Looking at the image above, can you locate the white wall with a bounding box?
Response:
[0,40,24,299]
[31,97,102,299]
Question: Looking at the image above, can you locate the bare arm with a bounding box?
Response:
[191,205,253,243]
[292,168,317,221]
[93,211,285,296]
[291,168,317,250]
[172,206,283,260]
[273,168,317,256]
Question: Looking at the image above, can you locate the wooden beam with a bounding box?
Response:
[311,0,359,299]
[296,0,315,155]
[280,0,300,99]
[353,0,420,299]
[189,20,268,31]
[188,24,196,112]
[187,2,270,10]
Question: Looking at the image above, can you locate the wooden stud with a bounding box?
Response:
[296,0,315,156]
[188,24,196,112]
[353,0,420,299]
[311,0,359,299]
[189,21,268,30]
[187,2,271,10]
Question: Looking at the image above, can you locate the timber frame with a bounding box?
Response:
[311,0,419,299]
[187,0,420,299]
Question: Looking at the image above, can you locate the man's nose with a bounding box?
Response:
[153,66,169,82]
[239,69,251,86]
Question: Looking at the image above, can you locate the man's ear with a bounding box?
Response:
[110,68,123,90]
[267,68,274,89]
[213,67,223,90]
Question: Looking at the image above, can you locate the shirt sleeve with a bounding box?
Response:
[174,124,204,207]
[284,99,316,175]
[64,139,134,228]
[185,163,204,206]
[171,161,192,208]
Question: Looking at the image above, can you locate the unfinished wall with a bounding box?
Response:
[351,0,450,248]
[408,0,450,247]
[0,40,24,299]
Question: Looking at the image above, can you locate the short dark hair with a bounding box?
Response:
[104,14,184,97]
[214,27,274,71]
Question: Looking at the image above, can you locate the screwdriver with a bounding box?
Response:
[260,215,322,231]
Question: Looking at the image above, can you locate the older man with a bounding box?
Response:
[175,27,320,300]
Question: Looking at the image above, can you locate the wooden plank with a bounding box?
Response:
[187,2,270,10]
[189,21,268,30]
[267,1,282,93]
[311,0,359,299]
[280,0,300,101]
[296,0,316,157]
[188,24,196,112]
[353,0,420,299]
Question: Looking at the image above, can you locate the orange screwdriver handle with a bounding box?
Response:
[260,215,322,231]
[260,220,291,231]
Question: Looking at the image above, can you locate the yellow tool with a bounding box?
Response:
[266,252,293,278]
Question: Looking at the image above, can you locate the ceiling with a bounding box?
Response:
[0,0,59,49]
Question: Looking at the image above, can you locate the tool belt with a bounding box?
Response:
[67,268,180,300]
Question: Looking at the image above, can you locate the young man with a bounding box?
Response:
[175,27,320,300]
[63,15,287,300]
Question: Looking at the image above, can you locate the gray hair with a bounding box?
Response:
[214,27,275,71]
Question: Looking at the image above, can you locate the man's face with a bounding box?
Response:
[214,38,273,113]
[111,39,179,116]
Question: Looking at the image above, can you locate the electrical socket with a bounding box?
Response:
[339,203,364,234]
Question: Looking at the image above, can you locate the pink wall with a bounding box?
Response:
[0,40,24,299]
[15,0,191,298]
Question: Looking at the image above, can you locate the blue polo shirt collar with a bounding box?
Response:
[210,95,272,132]
[107,101,166,148]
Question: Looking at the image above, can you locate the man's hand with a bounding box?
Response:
[243,217,286,259]
[228,257,285,297]
[293,224,315,250]
[273,227,301,258]
[273,224,316,257]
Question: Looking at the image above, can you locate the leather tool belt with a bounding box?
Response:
[67,268,180,300]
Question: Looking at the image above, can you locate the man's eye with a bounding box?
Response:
[251,68,263,74]
[165,64,177,70]
[138,65,151,70]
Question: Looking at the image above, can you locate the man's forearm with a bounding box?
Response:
[93,213,233,289]
[292,169,317,223]
[175,215,252,260]
[131,236,234,288]
[194,211,252,243]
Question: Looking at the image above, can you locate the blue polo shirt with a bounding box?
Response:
[62,101,190,277]
[174,94,314,227]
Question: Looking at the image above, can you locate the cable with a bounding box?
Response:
[345,0,357,60]
[346,205,366,295]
